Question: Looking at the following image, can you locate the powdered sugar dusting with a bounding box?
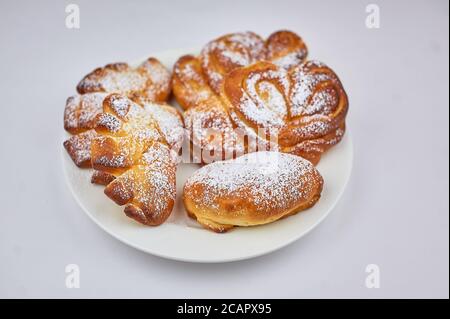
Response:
[272,50,307,70]
[142,102,184,152]
[76,58,170,103]
[185,152,322,212]
[139,58,171,101]
[228,32,266,59]
[225,59,347,155]
[290,61,337,117]
[107,142,177,224]
[89,94,183,225]
[96,113,121,132]
[93,93,182,173]
[293,126,345,153]
[64,93,107,133]
[184,104,245,160]
[63,129,98,167]
[239,69,290,127]
[108,94,131,118]
[173,31,348,165]
[172,55,219,110]
[200,32,266,92]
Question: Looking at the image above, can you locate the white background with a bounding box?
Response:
[0,0,448,298]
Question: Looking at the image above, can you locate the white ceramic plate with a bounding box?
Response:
[62,48,353,263]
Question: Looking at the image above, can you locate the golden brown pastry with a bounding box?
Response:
[91,93,183,225]
[64,93,108,134]
[64,56,173,182]
[266,30,308,69]
[199,30,307,94]
[63,93,106,168]
[183,152,324,232]
[64,129,98,168]
[104,141,177,226]
[222,60,348,165]
[172,30,347,165]
[90,170,116,185]
[77,57,171,104]
[63,56,183,226]
[173,55,246,163]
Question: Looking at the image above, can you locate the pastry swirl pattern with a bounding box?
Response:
[172,30,347,165]
[223,60,348,164]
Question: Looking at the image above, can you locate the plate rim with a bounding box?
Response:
[62,133,353,263]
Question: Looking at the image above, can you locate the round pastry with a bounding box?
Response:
[172,30,347,165]
[183,152,324,233]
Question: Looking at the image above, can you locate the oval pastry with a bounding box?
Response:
[183,152,324,232]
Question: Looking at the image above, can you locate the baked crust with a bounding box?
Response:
[183,152,324,232]
[90,93,183,225]
[222,60,348,165]
[64,57,171,164]
[63,129,97,168]
[91,93,184,226]
[104,142,177,226]
[90,170,116,185]
[63,57,174,183]
[63,93,106,168]
[64,93,107,134]
[172,31,347,165]
[76,57,171,104]
[173,55,247,162]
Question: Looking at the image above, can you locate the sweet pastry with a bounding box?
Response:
[64,57,173,179]
[222,60,347,165]
[64,129,99,168]
[183,152,324,232]
[173,55,246,163]
[103,142,177,226]
[62,31,348,232]
[64,93,108,135]
[91,93,184,225]
[172,30,348,165]
[63,93,106,167]
[199,31,307,94]
[90,170,116,185]
[77,57,171,103]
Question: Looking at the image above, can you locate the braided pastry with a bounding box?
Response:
[183,151,323,232]
[172,30,347,165]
